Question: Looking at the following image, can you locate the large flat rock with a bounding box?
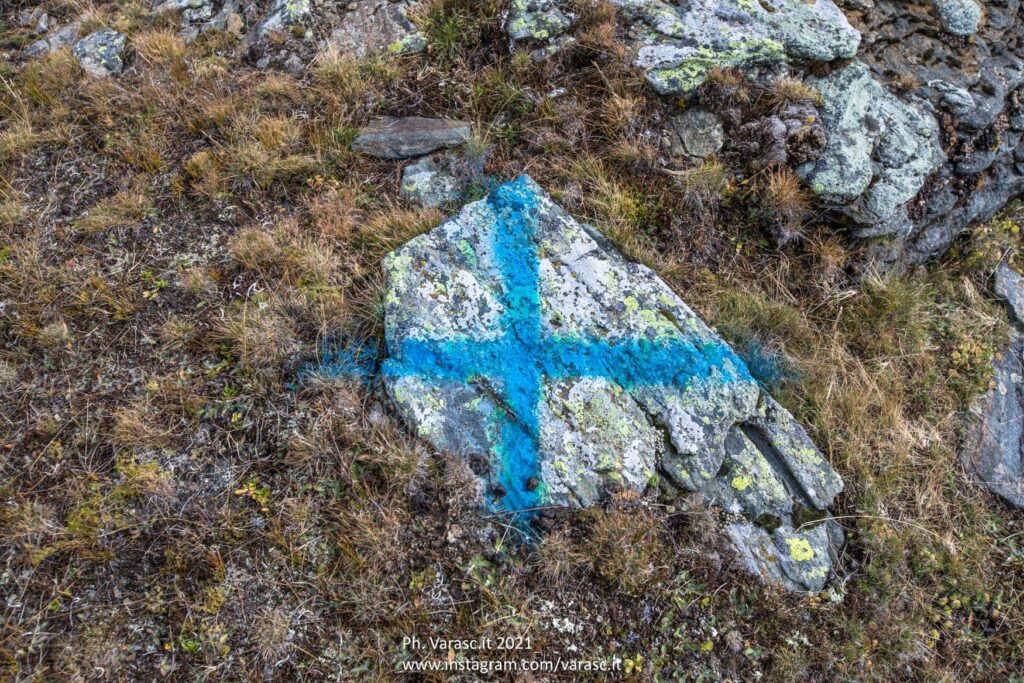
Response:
[351,117,472,159]
[380,176,845,591]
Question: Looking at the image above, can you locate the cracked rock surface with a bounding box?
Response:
[380,176,844,591]
[962,262,1024,510]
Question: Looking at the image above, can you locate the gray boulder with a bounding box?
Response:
[352,117,472,159]
[327,0,426,57]
[73,29,128,78]
[962,263,1024,510]
[380,176,845,591]
[798,61,946,237]
[931,0,982,36]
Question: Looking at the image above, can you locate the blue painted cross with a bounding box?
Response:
[383,177,752,517]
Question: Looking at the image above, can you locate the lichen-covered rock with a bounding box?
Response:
[73,29,127,78]
[798,61,946,235]
[841,0,1024,264]
[241,0,310,45]
[608,0,860,96]
[400,156,460,207]
[663,109,724,161]
[381,176,845,591]
[327,0,426,57]
[962,263,1024,510]
[931,0,982,36]
[506,0,574,41]
[352,117,472,159]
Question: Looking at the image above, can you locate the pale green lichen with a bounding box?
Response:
[647,39,785,95]
[731,474,754,491]
[387,32,427,55]
[786,537,816,562]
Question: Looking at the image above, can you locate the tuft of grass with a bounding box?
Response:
[765,75,823,108]
[217,297,301,370]
[582,493,661,594]
[110,400,174,449]
[133,28,189,79]
[757,166,814,245]
[74,185,154,233]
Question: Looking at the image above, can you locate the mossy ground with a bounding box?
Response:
[1,0,1023,680]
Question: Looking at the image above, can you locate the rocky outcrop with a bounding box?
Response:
[380,176,845,591]
[961,263,1024,510]
[326,0,426,57]
[73,29,128,78]
[241,0,311,45]
[606,0,859,96]
[505,0,1021,266]
[845,0,1024,264]
[352,117,472,159]
[798,61,946,237]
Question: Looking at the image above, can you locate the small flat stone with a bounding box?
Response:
[665,108,725,161]
[352,117,472,159]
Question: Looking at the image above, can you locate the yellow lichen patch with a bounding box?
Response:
[731,474,754,491]
[786,537,816,562]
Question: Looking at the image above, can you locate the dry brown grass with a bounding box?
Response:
[2,1,1022,679]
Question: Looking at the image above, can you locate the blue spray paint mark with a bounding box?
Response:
[383,177,753,518]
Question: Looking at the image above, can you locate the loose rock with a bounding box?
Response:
[352,117,472,159]
[400,156,461,208]
[24,22,81,58]
[73,29,128,78]
[664,108,725,161]
[381,176,845,591]
[241,0,310,45]
[931,0,983,36]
